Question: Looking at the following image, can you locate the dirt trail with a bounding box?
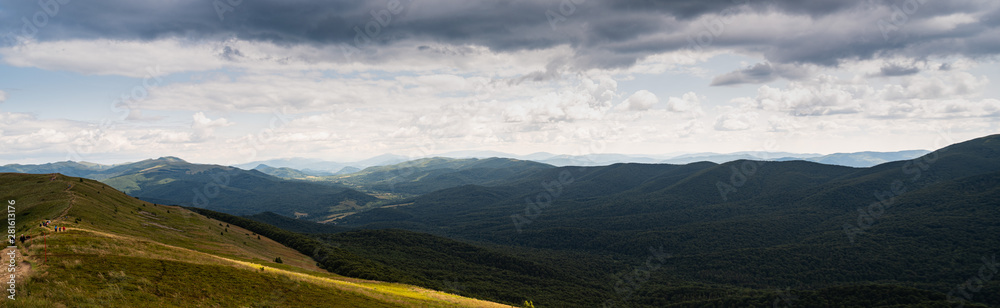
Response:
[55,179,75,219]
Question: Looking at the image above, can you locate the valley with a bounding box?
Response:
[1,135,999,307]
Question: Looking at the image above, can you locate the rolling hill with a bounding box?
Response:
[97,157,381,218]
[0,157,381,219]
[330,134,1000,307]
[775,149,932,167]
[0,161,117,179]
[0,173,511,307]
[326,157,554,195]
[232,154,410,174]
[253,164,324,179]
[2,137,995,307]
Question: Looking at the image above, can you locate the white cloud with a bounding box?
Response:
[0,38,577,79]
[0,90,7,102]
[753,82,864,116]
[740,69,996,119]
[0,39,224,77]
[714,110,758,131]
[2,15,1000,164]
[621,90,659,111]
[878,71,988,101]
[666,92,705,116]
[766,116,803,133]
[502,76,618,124]
[192,112,232,130]
[191,112,233,140]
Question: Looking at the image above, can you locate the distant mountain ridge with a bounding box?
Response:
[233,154,410,174]
[777,149,932,167]
[230,149,931,170]
[0,156,379,218]
[329,134,1000,307]
[1,149,929,178]
[329,157,554,195]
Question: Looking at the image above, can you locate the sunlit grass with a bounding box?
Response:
[2,173,511,308]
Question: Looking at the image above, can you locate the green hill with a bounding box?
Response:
[0,173,511,307]
[330,134,1000,307]
[327,157,553,195]
[0,161,113,178]
[253,164,328,179]
[0,157,381,219]
[97,157,379,218]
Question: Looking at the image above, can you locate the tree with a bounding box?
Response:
[275,257,284,264]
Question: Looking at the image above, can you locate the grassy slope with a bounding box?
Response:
[1,173,510,308]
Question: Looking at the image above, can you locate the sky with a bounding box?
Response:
[1,0,999,165]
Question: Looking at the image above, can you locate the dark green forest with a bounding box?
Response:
[9,135,1000,307]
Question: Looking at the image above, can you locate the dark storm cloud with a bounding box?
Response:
[876,63,921,77]
[711,62,781,86]
[1,0,998,71]
[710,62,813,86]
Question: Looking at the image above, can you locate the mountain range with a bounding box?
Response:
[223,149,930,173]
[1,136,996,306]
[327,134,1000,306]
[0,156,378,218]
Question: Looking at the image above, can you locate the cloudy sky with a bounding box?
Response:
[1,0,998,165]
